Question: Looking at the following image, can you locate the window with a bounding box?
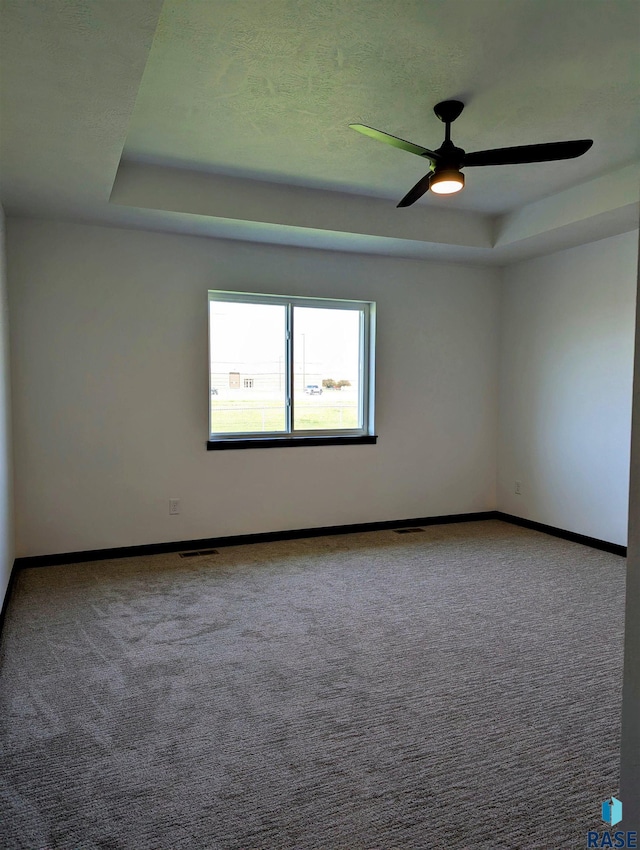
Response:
[208,291,376,448]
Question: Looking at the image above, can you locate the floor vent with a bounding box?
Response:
[394,527,425,534]
[179,549,219,558]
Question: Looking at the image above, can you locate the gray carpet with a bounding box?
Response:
[0,520,626,849]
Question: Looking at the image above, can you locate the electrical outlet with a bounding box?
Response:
[169,498,180,515]
[514,481,522,495]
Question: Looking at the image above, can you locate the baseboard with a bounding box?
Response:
[12,509,626,571]
[0,560,19,647]
[14,511,500,569]
[496,512,626,557]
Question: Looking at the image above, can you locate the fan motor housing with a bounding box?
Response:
[429,140,465,169]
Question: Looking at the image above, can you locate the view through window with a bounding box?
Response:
[208,292,374,440]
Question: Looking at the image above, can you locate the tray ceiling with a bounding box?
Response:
[1,0,638,262]
[125,0,640,213]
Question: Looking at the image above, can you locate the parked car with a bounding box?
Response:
[304,384,322,395]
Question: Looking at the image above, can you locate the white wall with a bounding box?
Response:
[620,231,640,830]
[7,219,500,558]
[498,230,639,545]
[0,205,14,606]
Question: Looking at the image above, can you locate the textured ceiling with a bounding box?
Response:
[0,0,164,212]
[124,0,640,213]
[0,0,638,262]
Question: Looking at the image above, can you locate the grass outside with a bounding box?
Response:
[211,396,359,433]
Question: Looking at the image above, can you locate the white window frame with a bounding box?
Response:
[208,290,376,445]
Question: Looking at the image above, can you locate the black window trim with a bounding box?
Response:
[207,435,378,450]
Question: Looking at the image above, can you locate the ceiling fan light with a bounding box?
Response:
[429,169,465,194]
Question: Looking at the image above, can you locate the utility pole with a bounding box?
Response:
[302,333,306,390]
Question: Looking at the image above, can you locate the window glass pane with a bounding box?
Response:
[209,300,287,434]
[293,306,361,431]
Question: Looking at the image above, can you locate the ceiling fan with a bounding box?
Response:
[349,100,593,206]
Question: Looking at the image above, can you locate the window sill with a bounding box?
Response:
[207,435,378,450]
